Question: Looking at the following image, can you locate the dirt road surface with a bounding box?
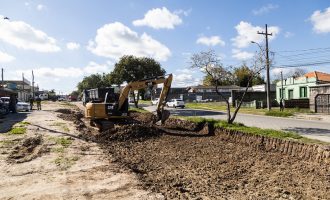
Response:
[0,101,163,200]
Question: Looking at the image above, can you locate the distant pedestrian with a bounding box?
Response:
[9,94,17,113]
[280,99,284,111]
[29,96,34,110]
[36,97,42,110]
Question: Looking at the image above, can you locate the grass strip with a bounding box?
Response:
[176,116,327,145]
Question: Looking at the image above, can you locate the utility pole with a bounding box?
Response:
[281,71,284,100]
[1,68,3,86]
[32,70,34,99]
[22,73,25,101]
[258,24,272,111]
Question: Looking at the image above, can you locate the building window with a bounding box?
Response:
[279,88,285,99]
[288,89,294,100]
[300,87,307,98]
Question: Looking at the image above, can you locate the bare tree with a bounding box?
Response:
[190,50,266,124]
[272,68,307,83]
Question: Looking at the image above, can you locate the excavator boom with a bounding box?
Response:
[118,74,173,123]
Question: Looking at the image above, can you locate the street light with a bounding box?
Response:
[251,41,265,57]
[251,40,271,111]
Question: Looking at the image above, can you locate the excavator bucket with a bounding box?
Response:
[156,109,170,125]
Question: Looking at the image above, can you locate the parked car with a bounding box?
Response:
[0,99,9,115]
[151,98,159,105]
[166,99,185,108]
[16,101,30,112]
[58,97,66,101]
[0,97,10,104]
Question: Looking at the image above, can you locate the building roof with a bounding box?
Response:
[187,85,243,89]
[303,71,330,82]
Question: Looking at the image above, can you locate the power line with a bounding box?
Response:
[272,61,330,68]
[274,47,330,53]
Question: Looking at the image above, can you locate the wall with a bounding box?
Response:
[309,86,330,112]
[231,90,277,107]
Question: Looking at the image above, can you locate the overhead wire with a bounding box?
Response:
[271,47,330,69]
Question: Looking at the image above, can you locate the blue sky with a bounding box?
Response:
[0,0,330,93]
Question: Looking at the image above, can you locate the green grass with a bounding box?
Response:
[176,116,326,145]
[55,137,72,148]
[51,147,65,153]
[8,127,27,135]
[139,100,151,104]
[129,107,149,113]
[18,121,30,125]
[54,156,79,170]
[0,140,16,148]
[265,110,294,117]
[186,102,312,117]
[50,122,70,132]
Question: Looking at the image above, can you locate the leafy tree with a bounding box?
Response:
[202,68,234,86]
[108,55,166,107]
[190,50,266,124]
[77,73,109,93]
[233,64,265,87]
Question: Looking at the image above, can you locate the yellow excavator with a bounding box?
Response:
[84,74,173,131]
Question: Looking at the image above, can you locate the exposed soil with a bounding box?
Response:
[70,110,330,200]
[8,135,48,163]
[0,102,163,200]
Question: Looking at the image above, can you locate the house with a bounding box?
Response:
[276,71,330,104]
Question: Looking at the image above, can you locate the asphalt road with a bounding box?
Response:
[143,105,330,143]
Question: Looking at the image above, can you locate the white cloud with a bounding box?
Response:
[310,7,330,33]
[88,22,171,61]
[252,4,278,15]
[24,2,30,6]
[66,42,80,50]
[133,7,182,29]
[173,68,200,87]
[36,4,46,11]
[232,49,254,60]
[231,21,280,48]
[83,61,114,74]
[15,61,113,80]
[174,8,192,17]
[196,36,225,47]
[0,51,15,63]
[284,31,294,38]
[0,16,60,52]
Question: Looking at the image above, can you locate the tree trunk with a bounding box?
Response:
[132,92,139,108]
[229,77,252,124]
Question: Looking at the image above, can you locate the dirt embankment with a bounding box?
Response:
[64,110,330,199]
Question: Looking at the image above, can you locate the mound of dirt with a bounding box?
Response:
[97,124,163,143]
[163,118,202,131]
[129,111,157,124]
[57,110,84,124]
[55,108,73,114]
[8,135,47,163]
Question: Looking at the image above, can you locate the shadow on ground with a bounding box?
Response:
[283,127,330,136]
[0,112,29,133]
[169,109,225,117]
[30,124,83,140]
